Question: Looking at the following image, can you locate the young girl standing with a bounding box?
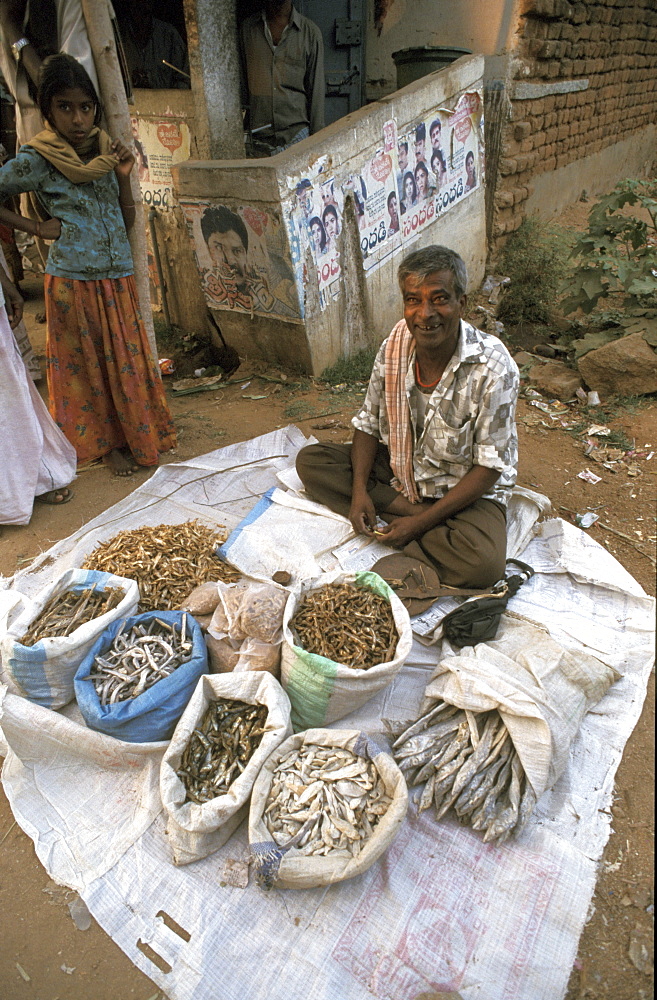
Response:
[0,53,176,477]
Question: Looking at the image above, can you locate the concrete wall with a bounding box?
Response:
[173,54,486,375]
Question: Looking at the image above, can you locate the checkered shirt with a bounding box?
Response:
[352,320,519,506]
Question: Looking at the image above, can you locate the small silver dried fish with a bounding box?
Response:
[177,697,268,804]
[264,743,392,856]
[82,615,193,705]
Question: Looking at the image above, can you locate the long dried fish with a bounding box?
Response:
[392,699,536,842]
[291,583,398,669]
[264,743,392,857]
[20,585,123,646]
[82,521,240,613]
[177,697,268,804]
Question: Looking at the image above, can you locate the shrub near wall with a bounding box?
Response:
[493,0,657,238]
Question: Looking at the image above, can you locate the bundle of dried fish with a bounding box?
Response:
[391,700,536,843]
[177,698,268,804]
[290,583,397,669]
[20,584,123,646]
[264,743,392,857]
[82,521,240,612]
[83,615,194,706]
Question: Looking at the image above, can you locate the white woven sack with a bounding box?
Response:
[0,569,139,710]
[160,671,292,865]
[249,728,408,890]
[423,615,620,799]
[280,570,413,731]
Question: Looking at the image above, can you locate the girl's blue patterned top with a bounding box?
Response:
[0,147,134,280]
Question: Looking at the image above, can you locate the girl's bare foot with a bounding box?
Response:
[102,448,139,477]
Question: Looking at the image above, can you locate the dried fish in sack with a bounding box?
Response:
[83,614,194,705]
[20,584,123,646]
[177,698,269,805]
[82,521,240,613]
[392,699,535,842]
[264,743,393,857]
[290,583,398,670]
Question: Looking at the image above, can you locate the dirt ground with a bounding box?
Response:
[0,257,654,999]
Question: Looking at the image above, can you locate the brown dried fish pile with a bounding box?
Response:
[291,583,397,669]
[392,700,536,843]
[84,615,194,705]
[264,744,392,857]
[20,585,123,646]
[177,698,268,804]
[82,521,239,612]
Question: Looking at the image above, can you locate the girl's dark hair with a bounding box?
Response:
[38,53,102,127]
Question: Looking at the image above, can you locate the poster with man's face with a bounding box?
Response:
[180,199,300,319]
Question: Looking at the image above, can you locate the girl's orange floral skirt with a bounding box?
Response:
[45,274,176,465]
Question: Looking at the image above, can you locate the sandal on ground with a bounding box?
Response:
[35,487,74,505]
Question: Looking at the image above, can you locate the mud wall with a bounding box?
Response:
[494,0,657,235]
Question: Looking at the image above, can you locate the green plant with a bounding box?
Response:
[560,179,657,316]
[496,218,573,325]
[320,347,378,384]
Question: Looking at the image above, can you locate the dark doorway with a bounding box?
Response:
[235,0,365,129]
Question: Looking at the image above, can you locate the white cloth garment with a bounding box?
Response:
[0,292,76,525]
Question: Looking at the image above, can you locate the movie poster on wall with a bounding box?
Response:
[180,199,301,320]
[131,116,191,211]
[287,164,344,312]
[284,89,483,311]
[394,90,482,249]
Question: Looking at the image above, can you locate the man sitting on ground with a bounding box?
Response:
[296,245,519,589]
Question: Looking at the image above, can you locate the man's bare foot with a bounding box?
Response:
[102,448,139,477]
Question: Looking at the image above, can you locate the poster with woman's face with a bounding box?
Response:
[288,171,345,309]
[283,91,483,310]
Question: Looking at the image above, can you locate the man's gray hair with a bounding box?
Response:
[397,246,468,298]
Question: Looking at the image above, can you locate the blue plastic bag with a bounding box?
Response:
[74,611,208,743]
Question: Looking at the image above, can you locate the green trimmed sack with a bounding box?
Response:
[280,571,412,732]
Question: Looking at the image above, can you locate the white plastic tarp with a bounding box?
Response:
[0,427,654,1000]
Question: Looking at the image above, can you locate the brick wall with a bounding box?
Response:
[492,0,657,239]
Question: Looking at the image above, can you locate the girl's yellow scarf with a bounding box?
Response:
[26,123,117,183]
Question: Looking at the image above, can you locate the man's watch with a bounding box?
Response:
[11,37,31,63]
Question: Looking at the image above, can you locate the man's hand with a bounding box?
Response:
[349,489,377,535]
[375,515,424,549]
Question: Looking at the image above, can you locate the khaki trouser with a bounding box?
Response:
[296,442,507,589]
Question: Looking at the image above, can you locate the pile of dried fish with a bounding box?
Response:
[391,700,536,843]
[83,615,194,706]
[82,521,239,612]
[264,744,392,856]
[291,584,397,669]
[20,585,123,646]
[177,698,268,804]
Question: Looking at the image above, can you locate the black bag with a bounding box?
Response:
[440,559,534,648]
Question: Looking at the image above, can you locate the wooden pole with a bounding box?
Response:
[79,0,158,362]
